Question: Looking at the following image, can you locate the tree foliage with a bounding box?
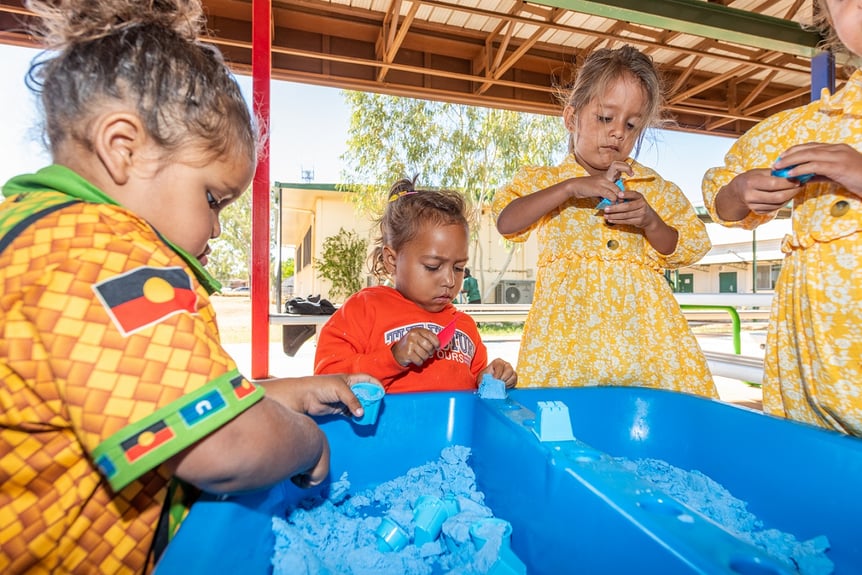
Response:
[339,91,567,297]
[208,188,253,283]
[206,92,567,296]
[281,257,295,279]
[340,92,566,215]
[315,228,368,302]
[208,188,281,288]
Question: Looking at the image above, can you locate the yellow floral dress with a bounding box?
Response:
[492,154,716,397]
[703,71,862,435]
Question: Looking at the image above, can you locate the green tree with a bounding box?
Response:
[315,228,368,302]
[281,257,295,280]
[339,91,565,299]
[208,188,282,290]
[208,188,252,284]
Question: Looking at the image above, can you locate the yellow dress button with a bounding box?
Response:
[607,239,619,250]
[830,200,850,217]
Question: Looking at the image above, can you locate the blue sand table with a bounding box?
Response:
[156,388,862,574]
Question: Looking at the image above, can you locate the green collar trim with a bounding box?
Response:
[3,165,222,293]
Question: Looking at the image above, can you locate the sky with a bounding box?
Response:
[0,43,788,244]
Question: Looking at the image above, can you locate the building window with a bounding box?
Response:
[756,263,781,291]
[302,227,312,268]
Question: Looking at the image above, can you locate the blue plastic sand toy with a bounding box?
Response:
[771,165,814,184]
[597,179,626,209]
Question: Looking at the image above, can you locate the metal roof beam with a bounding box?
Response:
[525,0,821,57]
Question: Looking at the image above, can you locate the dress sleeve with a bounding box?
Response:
[58,237,263,491]
[491,166,540,243]
[702,112,790,230]
[314,294,408,384]
[645,176,712,269]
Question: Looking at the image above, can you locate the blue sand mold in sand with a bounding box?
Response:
[271,447,833,574]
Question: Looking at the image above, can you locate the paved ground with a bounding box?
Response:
[212,295,764,411]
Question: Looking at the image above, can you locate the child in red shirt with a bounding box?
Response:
[315,179,517,393]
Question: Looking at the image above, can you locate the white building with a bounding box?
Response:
[276,182,790,305]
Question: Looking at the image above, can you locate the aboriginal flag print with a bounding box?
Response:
[93,266,198,335]
[231,374,257,399]
[120,420,176,463]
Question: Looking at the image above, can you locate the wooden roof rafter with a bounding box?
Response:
[0,0,830,138]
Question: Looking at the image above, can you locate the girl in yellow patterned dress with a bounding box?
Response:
[492,45,716,397]
[702,0,862,435]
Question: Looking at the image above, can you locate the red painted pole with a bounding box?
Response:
[250,0,271,379]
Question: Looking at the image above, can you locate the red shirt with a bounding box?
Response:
[314,286,488,393]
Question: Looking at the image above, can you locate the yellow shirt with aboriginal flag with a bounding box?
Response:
[0,165,264,574]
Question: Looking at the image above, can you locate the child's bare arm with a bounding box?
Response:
[496,176,621,235]
[168,396,330,493]
[172,373,383,491]
[715,168,800,221]
[261,373,370,417]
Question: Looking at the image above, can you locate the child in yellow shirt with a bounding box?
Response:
[493,46,715,397]
[702,0,862,435]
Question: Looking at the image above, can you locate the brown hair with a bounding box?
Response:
[369,177,470,281]
[25,0,256,163]
[561,45,670,156]
[811,0,858,72]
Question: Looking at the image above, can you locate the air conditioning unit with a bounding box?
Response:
[495,280,535,304]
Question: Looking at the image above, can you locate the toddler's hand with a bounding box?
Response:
[264,374,370,418]
[600,189,660,229]
[605,160,634,184]
[392,327,439,367]
[727,168,801,215]
[776,142,862,197]
[483,358,517,388]
[567,173,625,206]
[290,435,331,488]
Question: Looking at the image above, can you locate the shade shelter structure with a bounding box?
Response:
[1,0,833,139]
[0,0,836,377]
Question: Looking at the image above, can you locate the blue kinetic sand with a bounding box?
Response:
[478,374,507,399]
[156,388,862,574]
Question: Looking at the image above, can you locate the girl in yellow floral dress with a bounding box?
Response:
[492,45,716,397]
[702,0,862,435]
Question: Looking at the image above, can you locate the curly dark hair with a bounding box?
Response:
[25,0,257,163]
